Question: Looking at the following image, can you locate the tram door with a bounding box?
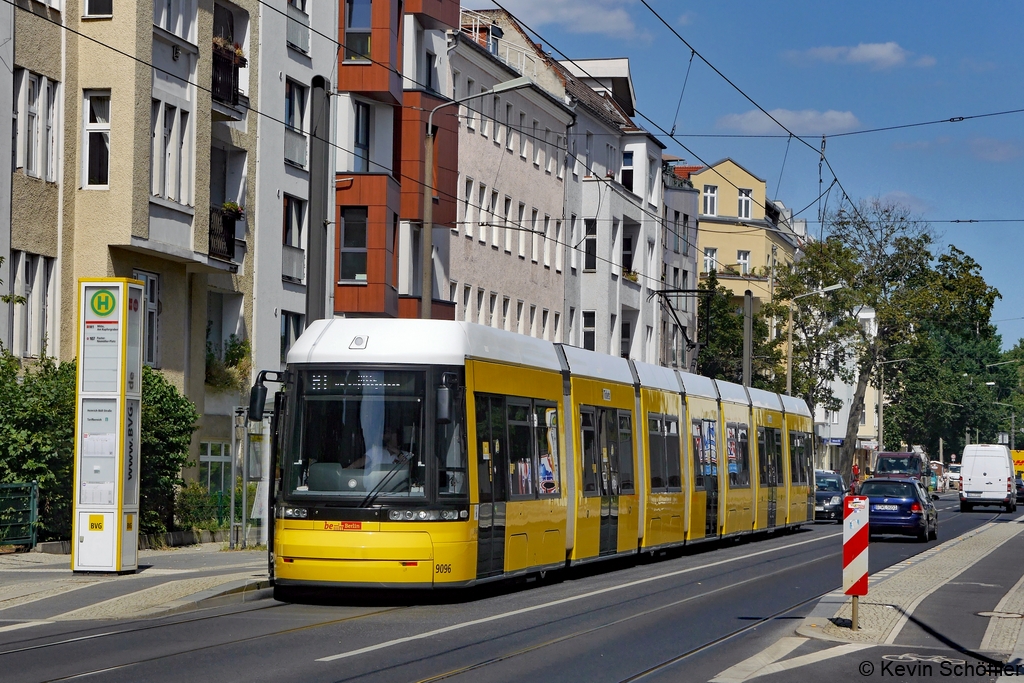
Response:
[700,418,719,538]
[758,427,782,528]
[475,395,507,578]
[580,407,621,556]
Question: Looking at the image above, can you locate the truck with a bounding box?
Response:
[871,451,931,490]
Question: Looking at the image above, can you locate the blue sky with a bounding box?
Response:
[474,0,1024,348]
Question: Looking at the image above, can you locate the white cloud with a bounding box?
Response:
[791,42,935,70]
[489,0,639,38]
[878,191,931,215]
[717,109,860,135]
[968,137,1024,163]
[677,12,695,26]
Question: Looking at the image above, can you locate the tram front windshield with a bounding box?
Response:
[287,369,427,500]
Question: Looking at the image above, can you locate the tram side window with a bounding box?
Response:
[790,431,810,485]
[648,415,666,491]
[701,419,718,480]
[581,409,599,495]
[475,394,507,504]
[665,417,681,491]
[727,422,750,488]
[617,412,634,494]
[758,427,772,487]
[535,403,560,496]
[508,402,534,498]
[437,379,468,497]
[773,428,784,484]
[691,419,705,490]
[603,409,620,495]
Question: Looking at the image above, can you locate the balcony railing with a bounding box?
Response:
[286,3,310,53]
[211,46,246,108]
[209,207,236,261]
[284,127,307,167]
[282,244,305,282]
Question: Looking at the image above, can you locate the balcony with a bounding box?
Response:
[284,127,307,167]
[282,244,305,282]
[211,45,247,110]
[209,207,236,261]
[286,3,310,54]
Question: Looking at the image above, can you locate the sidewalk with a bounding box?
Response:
[797,515,1024,662]
[0,542,269,625]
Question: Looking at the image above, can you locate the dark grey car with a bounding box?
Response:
[814,470,846,522]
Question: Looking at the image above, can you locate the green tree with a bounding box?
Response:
[696,271,783,390]
[140,365,200,534]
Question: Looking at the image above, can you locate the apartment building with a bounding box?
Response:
[660,158,699,370]
[449,10,574,339]
[334,0,460,320]
[4,1,335,496]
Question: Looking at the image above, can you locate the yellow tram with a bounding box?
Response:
[251,319,815,597]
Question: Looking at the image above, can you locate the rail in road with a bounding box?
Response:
[0,493,1001,683]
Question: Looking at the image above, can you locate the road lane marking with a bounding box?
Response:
[0,620,52,633]
[711,637,871,682]
[316,530,843,662]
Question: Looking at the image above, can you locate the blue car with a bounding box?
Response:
[859,478,938,542]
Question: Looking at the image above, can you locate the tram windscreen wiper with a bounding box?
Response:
[359,455,409,508]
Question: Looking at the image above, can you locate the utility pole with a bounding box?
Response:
[742,290,752,387]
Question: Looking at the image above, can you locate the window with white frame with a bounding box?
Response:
[285,80,305,132]
[703,247,717,274]
[503,196,513,252]
[737,250,750,274]
[516,300,524,333]
[462,177,474,237]
[150,100,192,204]
[569,214,578,271]
[621,150,633,192]
[155,0,196,41]
[582,310,595,351]
[280,311,304,363]
[544,128,552,173]
[83,90,111,187]
[702,184,717,215]
[283,194,305,248]
[489,293,497,327]
[462,284,471,322]
[505,104,514,150]
[344,0,371,60]
[738,188,752,219]
[133,270,161,367]
[554,220,563,272]
[502,296,510,330]
[682,213,690,255]
[490,190,499,247]
[198,442,231,495]
[584,132,592,174]
[25,75,39,177]
[480,87,489,137]
[517,203,526,258]
[465,78,475,130]
[556,135,564,179]
[583,218,597,271]
[85,0,113,17]
[542,215,551,267]
[476,288,485,325]
[492,96,501,143]
[648,157,657,202]
[477,184,487,244]
[14,71,60,182]
[530,209,539,263]
[353,100,370,172]
[10,251,55,359]
[339,207,368,282]
[532,120,540,166]
[542,309,549,340]
[518,111,526,157]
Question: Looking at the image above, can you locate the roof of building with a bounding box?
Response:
[690,158,767,184]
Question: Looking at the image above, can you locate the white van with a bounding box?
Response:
[960,444,1016,513]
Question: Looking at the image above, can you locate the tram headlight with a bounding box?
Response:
[279,507,308,519]
[387,509,464,522]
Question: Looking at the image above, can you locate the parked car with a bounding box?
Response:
[946,464,962,490]
[1015,476,1024,504]
[814,470,846,522]
[859,477,938,542]
[960,444,1016,513]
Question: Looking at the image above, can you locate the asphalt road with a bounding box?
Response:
[0,492,1003,683]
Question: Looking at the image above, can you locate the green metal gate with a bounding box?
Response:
[0,482,38,548]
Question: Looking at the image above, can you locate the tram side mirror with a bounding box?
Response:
[436,384,452,424]
[248,383,268,421]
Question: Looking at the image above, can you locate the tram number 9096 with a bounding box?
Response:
[435,563,452,574]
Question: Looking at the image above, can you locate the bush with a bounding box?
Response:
[174,481,223,531]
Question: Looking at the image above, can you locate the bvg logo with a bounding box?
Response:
[90,290,116,317]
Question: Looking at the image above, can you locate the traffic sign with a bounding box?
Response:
[843,495,869,596]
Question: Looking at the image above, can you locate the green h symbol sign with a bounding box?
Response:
[90,290,116,317]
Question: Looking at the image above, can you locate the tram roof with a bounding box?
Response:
[287,319,563,371]
[558,344,635,385]
[632,360,682,393]
[678,371,718,400]
[746,386,784,411]
[780,393,812,417]
[716,380,750,406]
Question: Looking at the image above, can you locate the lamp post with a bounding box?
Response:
[785,283,843,395]
[420,76,532,319]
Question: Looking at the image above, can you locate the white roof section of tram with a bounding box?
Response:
[678,371,718,400]
[632,360,681,393]
[559,345,635,385]
[288,319,563,371]
[747,386,784,411]
[780,393,812,417]
[716,380,750,406]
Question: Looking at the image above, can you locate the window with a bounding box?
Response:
[344,0,371,60]
[554,312,560,341]
[463,177,474,237]
[14,71,60,182]
[542,216,551,267]
[505,104,514,150]
[585,132,592,174]
[83,91,111,187]
[10,252,54,359]
[518,111,526,157]
[477,184,487,244]
[150,101,192,204]
[285,80,305,132]
[648,157,657,202]
[480,87,489,137]
[488,293,497,327]
[544,128,552,173]
[516,300,524,333]
[353,101,370,172]
[737,250,750,275]
[530,209,539,263]
[703,247,717,274]
[582,310,595,351]
[280,311,304,363]
[621,150,633,192]
[476,396,560,501]
[790,431,811,485]
[85,0,113,16]
[133,270,160,367]
[541,309,549,340]
[490,191,500,247]
[726,422,750,487]
[339,207,368,282]
[583,219,597,271]
[569,214,578,271]
[703,184,717,215]
[738,188,752,219]
[283,195,305,248]
[426,52,437,92]
[682,214,690,255]
[462,285,472,322]
[622,235,633,272]
[503,196,513,252]
[492,96,501,143]
[554,220,563,272]
[648,415,681,492]
[502,296,510,330]
[532,120,540,166]
[156,0,196,40]
[692,418,718,490]
[757,427,783,488]
[529,304,536,336]
[672,211,681,253]
[579,406,633,497]
[198,442,232,495]
[620,321,630,358]
[556,135,564,179]
[25,75,39,177]
[466,79,475,130]
[681,271,689,311]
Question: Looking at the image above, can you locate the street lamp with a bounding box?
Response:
[876,357,910,454]
[785,283,843,395]
[419,76,532,319]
